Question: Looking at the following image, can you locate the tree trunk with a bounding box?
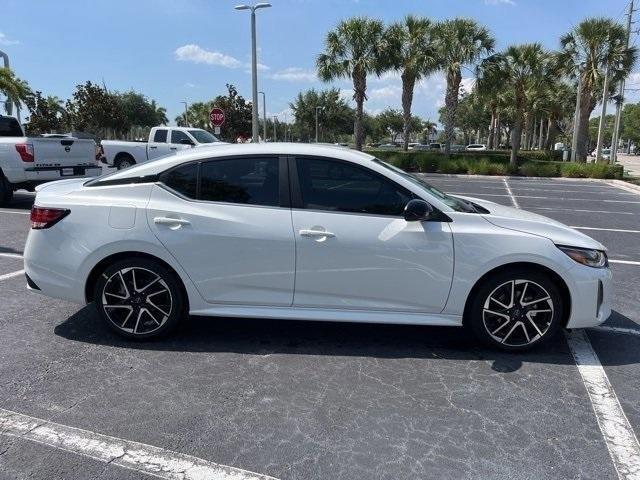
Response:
[523,113,534,150]
[510,115,522,166]
[545,117,559,151]
[537,117,545,150]
[401,72,415,152]
[576,81,596,162]
[495,111,501,148]
[352,71,367,151]
[443,68,462,155]
[488,106,497,150]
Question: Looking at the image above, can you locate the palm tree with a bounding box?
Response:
[386,16,438,151]
[0,67,31,119]
[479,44,549,165]
[558,18,637,161]
[433,18,494,155]
[317,17,387,150]
[476,57,506,149]
[150,100,168,125]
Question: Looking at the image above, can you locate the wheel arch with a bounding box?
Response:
[85,251,189,311]
[114,152,136,167]
[462,262,571,328]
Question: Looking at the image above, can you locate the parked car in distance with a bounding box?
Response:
[429,143,442,151]
[590,148,611,161]
[0,115,101,206]
[378,143,400,149]
[25,143,611,351]
[450,144,466,152]
[408,142,423,150]
[466,144,487,151]
[101,126,223,170]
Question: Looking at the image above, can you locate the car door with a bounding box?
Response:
[147,155,295,306]
[290,156,454,313]
[148,128,171,160]
[169,130,196,154]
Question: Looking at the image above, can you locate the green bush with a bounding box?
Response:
[519,162,559,177]
[559,162,623,179]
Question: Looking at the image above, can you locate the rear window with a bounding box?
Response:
[0,117,23,137]
[153,129,168,143]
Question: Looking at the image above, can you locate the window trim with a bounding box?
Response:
[157,154,289,209]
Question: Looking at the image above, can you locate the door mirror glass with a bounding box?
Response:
[404,199,433,222]
[179,138,195,146]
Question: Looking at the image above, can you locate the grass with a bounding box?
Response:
[368,150,623,179]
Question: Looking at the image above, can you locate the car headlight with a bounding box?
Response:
[557,245,608,268]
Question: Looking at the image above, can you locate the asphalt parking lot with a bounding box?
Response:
[1,175,639,480]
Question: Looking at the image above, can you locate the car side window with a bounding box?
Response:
[200,157,280,207]
[159,163,198,198]
[171,130,191,145]
[296,157,412,216]
[153,129,168,143]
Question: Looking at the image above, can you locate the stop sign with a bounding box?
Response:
[209,108,225,127]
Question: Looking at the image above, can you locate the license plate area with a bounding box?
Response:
[61,167,84,176]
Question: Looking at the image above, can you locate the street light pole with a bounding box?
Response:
[570,72,583,162]
[595,62,611,163]
[235,3,271,143]
[181,101,189,127]
[315,106,323,143]
[258,91,267,141]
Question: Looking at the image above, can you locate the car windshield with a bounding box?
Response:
[372,158,477,213]
[188,129,219,144]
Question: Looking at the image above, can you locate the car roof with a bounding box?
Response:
[98,143,378,181]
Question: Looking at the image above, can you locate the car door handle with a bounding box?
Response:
[299,229,335,238]
[149,146,158,149]
[169,147,177,150]
[154,217,191,227]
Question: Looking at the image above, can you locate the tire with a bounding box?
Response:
[466,268,564,351]
[0,172,13,207]
[115,155,135,170]
[94,257,186,339]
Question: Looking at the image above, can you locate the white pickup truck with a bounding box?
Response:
[0,116,102,206]
[101,126,222,170]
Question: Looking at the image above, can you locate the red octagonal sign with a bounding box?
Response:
[209,108,225,127]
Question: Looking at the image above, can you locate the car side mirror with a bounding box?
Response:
[404,199,433,222]
[179,139,195,146]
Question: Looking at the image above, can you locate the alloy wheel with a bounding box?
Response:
[482,279,554,347]
[101,267,173,335]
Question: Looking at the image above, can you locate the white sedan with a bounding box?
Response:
[466,144,487,151]
[24,144,611,351]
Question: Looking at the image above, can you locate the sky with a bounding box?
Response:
[2,0,638,127]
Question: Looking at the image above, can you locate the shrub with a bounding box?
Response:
[519,162,559,177]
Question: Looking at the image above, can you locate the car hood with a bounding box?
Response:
[456,195,605,251]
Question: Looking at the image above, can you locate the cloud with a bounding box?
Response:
[484,0,516,5]
[0,32,19,46]
[268,67,317,82]
[370,85,402,100]
[175,44,242,68]
[184,82,197,88]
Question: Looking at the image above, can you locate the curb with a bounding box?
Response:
[606,179,640,195]
[415,172,616,183]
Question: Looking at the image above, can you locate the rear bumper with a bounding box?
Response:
[565,265,612,329]
[4,165,101,185]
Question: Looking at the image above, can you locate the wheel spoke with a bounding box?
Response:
[146,298,170,318]
[483,309,510,320]
[491,318,511,336]
[133,308,144,334]
[143,307,162,326]
[525,312,545,337]
[521,295,550,307]
[501,322,520,344]
[520,322,530,344]
[117,271,131,299]
[519,281,529,306]
[137,276,160,293]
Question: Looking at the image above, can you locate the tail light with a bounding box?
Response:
[30,206,70,229]
[16,143,34,162]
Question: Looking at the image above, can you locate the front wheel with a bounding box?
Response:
[115,155,135,170]
[94,258,186,339]
[466,269,564,351]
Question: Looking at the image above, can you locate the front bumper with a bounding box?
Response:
[565,264,612,329]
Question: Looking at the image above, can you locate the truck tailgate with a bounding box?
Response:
[32,138,97,174]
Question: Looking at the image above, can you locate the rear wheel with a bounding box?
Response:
[94,258,186,339]
[466,269,564,351]
[0,172,13,206]
[115,155,135,170]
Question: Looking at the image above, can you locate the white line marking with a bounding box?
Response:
[447,192,640,203]
[0,209,30,215]
[592,326,640,336]
[0,407,279,480]
[0,269,24,281]
[609,260,640,266]
[528,207,634,215]
[570,226,640,234]
[502,179,520,209]
[0,252,23,259]
[566,330,640,479]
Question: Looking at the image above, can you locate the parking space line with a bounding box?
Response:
[0,407,279,480]
[0,209,30,215]
[570,226,640,234]
[0,253,23,259]
[502,179,520,208]
[528,207,634,215]
[0,269,24,281]
[566,330,640,479]
[609,260,640,266]
[447,192,640,203]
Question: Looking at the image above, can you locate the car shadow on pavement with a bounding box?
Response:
[54,305,640,372]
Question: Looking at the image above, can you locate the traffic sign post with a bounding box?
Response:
[210,108,225,127]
